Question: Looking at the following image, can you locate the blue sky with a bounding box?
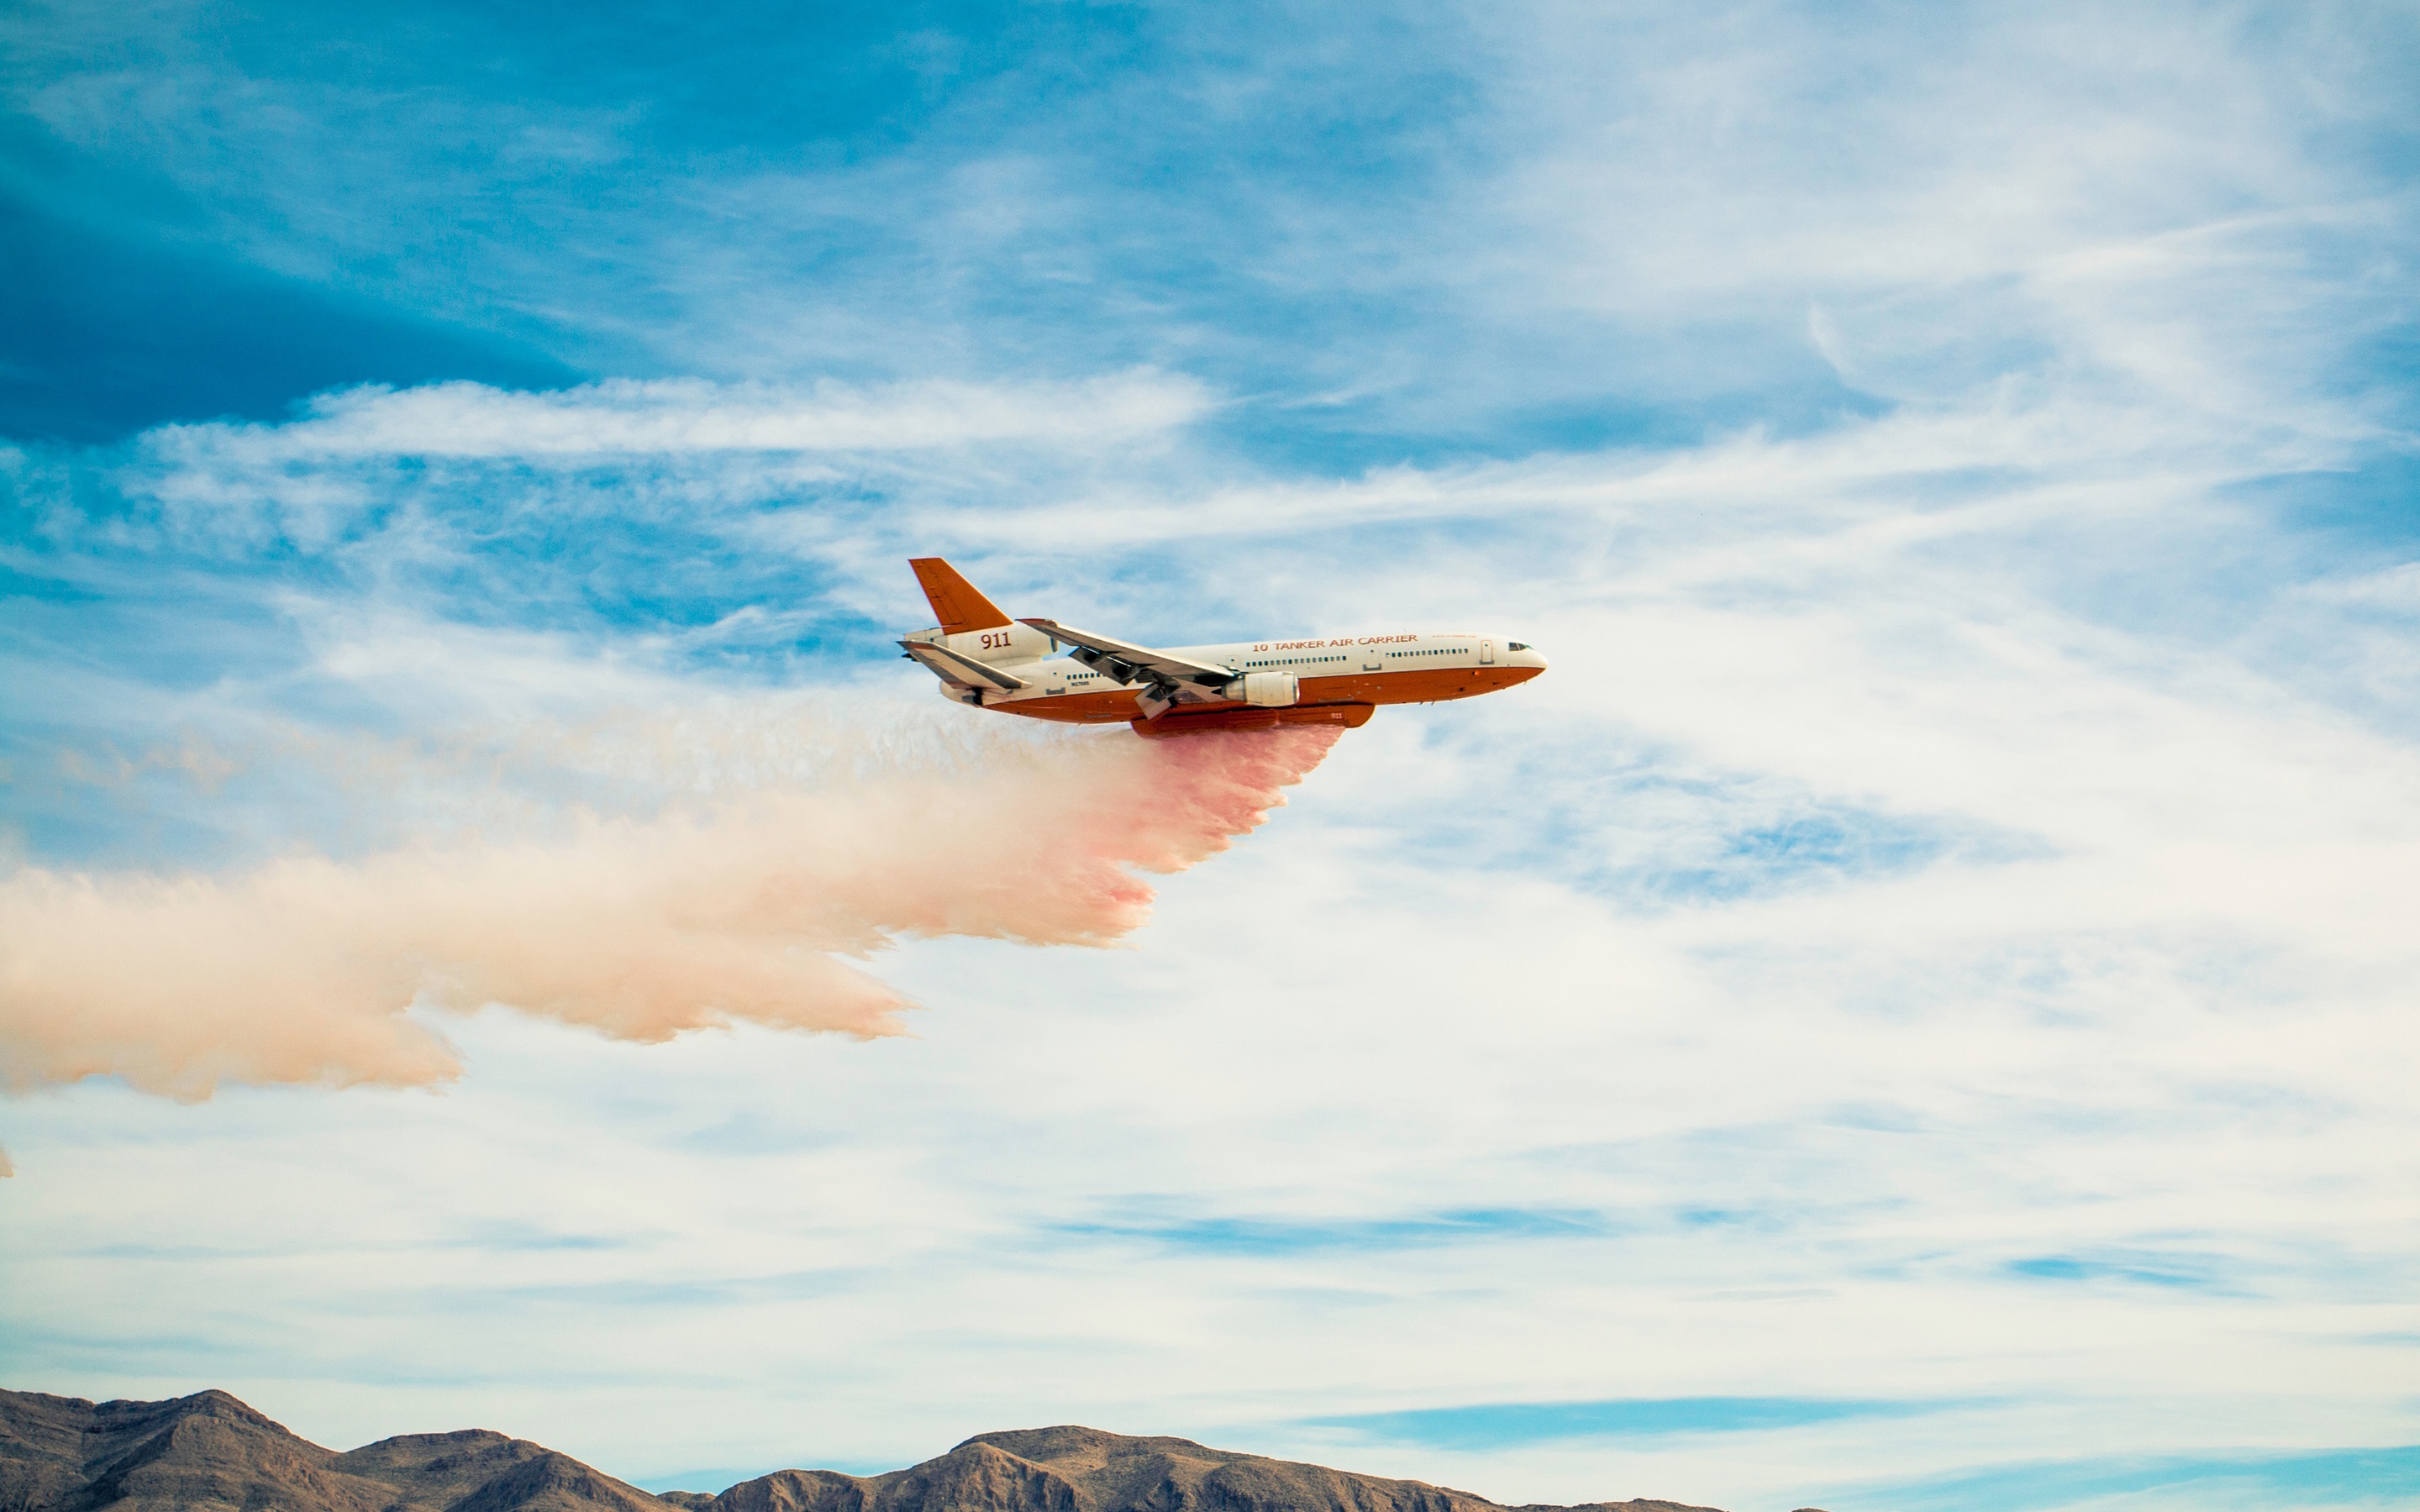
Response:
[6,3,2420,1510]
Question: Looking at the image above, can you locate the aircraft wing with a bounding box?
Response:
[899,639,1029,692]
[1019,618,1236,700]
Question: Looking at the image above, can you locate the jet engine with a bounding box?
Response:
[1233,671,1300,707]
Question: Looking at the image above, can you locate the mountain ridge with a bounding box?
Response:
[0,1389,1753,1512]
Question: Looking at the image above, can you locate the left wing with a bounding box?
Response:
[1019,617,1236,714]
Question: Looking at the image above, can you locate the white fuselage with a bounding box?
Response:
[905,624,1549,728]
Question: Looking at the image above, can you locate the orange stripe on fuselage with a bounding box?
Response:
[992,664,1544,724]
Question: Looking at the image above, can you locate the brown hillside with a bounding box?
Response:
[660,1422,1722,1512]
[0,1389,1728,1512]
[0,1389,663,1512]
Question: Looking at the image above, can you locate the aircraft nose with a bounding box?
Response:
[1504,641,1548,670]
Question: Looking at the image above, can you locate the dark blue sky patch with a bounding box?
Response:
[0,182,576,444]
[1302,1395,1937,1450]
[1053,1206,1611,1257]
[1854,1443,2420,1512]
[2255,451,2420,565]
[2004,1253,2231,1290]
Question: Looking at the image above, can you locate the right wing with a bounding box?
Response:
[899,639,1029,692]
[1018,618,1236,701]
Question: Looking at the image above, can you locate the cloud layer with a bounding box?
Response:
[6,3,2420,1510]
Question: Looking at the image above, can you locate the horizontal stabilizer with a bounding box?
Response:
[900,639,1028,691]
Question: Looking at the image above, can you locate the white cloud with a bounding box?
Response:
[142,371,1211,463]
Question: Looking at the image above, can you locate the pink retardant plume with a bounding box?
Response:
[0,726,1341,1107]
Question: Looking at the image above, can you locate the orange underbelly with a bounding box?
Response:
[1305,666,1542,705]
[995,664,1539,722]
[996,690,1144,724]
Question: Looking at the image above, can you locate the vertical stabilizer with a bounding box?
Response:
[909,557,1013,635]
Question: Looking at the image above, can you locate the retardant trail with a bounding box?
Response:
[0,727,1340,1105]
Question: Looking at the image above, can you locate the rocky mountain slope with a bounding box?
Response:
[0,1389,1745,1512]
[0,1389,666,1512]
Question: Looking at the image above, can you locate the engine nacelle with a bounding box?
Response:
[1234,671,1300,707]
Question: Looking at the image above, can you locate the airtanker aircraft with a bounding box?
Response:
[899,557,1547,738]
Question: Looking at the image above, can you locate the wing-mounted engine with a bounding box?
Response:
[1234,671,1299,707]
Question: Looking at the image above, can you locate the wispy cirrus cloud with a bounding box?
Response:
[139,372,1211,464]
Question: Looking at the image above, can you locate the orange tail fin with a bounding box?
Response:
[909,557,1013,635]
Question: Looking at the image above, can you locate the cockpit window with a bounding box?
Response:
[1507,643,1528,651]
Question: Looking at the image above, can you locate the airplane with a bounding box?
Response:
[899,557,1547,738]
